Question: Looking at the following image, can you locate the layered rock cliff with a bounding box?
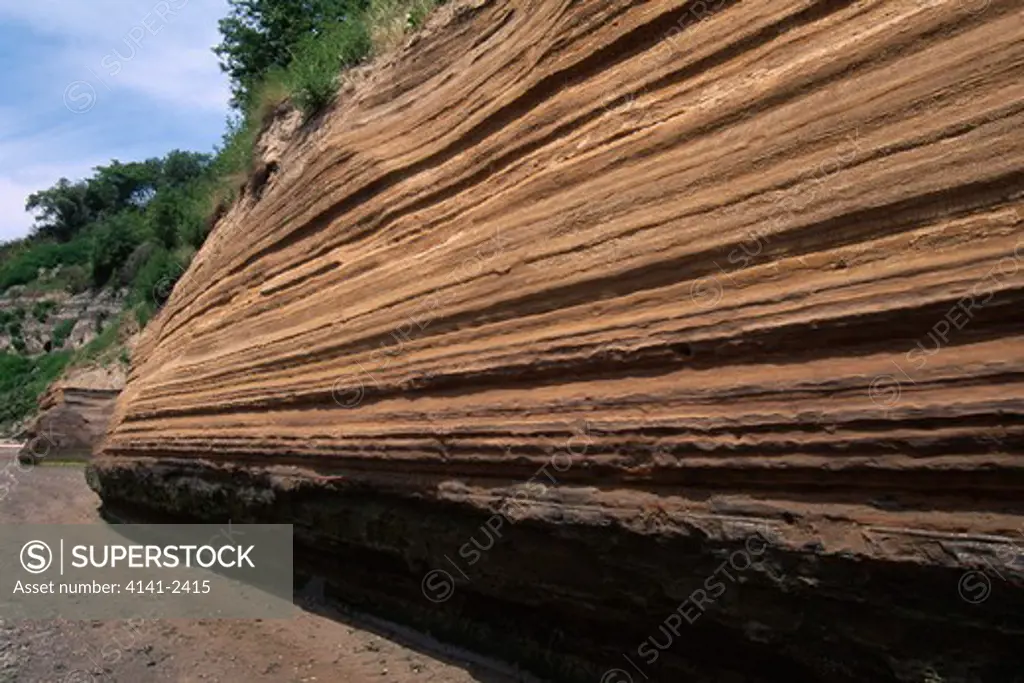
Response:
[0,287,124,355]
[20,364,126,462]
[88,0,1024,681]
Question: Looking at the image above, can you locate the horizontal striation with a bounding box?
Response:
[92,0,1024,681]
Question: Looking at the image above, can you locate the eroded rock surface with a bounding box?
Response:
[22,364,126,461]
[0,288,124,354]
[89,0,1024,680]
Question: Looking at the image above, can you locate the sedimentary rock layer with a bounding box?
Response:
[90,0,1024,681]
[23,366,124,461]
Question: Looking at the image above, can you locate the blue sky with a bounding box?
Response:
[0,0,231,241]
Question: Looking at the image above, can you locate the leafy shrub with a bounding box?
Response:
[406,1,433,29]
[367,0,439,51]
[117,242,158,288]
[32,300,58,322]
[175,186,212,250]
[134,300,154,328]
[215,0,370,108]
[161,150,214,188]
[251,69,292,127]
[61,265,91,294]
[147,190,182,250]
[179,203,211,250]
[25,178,93,243]
[129,246,184,307]
[0,236,92,293]
[208,113,260,212]
[51,319,77,349]
[148,185,205,250]
[90,213,148,287]
[24,153,209,247]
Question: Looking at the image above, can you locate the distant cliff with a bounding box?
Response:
[89,0,1024,681]
[19,363,125,462]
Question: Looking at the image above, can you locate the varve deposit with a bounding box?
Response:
[89,0,1024,681]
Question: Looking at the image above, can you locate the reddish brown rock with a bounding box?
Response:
[88,0,1024,680]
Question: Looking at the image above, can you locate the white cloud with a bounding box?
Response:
[38,0,231,113]
[0,119,109,241]
[0,0,227,48]
[0,0,231,240]
[111,43,229,112]
[0,160,106,242]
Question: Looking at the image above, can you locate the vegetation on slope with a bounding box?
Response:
[0,0,444,434]
[216,0,440,112]
[0,152,210,294]
[0,352,73,429]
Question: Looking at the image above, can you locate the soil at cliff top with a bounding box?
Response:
[0,450,532,683]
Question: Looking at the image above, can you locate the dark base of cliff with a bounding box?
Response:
[86,457,1024,683]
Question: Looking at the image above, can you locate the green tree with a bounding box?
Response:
[147,188,187,250]
[25,179,93,242]
[87,158,165,212]
[161,150,213,187]
[26,159,163,242]
[147,186,204,250]
[90,213,147,287]
[214,0,366,107]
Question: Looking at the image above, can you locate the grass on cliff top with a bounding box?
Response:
[245,0,444,125]
[368,0,439,52]
[286,0,443,117]
[287,17,373,115]
[208,0,444,222]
